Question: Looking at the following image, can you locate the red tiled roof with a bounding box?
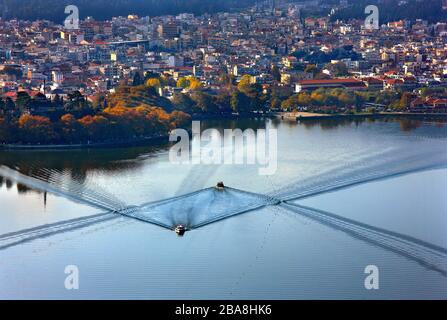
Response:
[297,79,363,85]
[384,79,404,84]
[363,77,383,84]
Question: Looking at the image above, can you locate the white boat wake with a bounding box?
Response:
[1,143,447,277]
[280,202,447,276]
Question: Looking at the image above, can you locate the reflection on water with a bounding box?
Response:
[3,116,444,199]
[1,117,445,190]
[0,176,38,195]
[1,117,447,299]
[295,116,446,132]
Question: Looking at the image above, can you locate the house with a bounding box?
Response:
[362,77,384,90]
[410,97,447,112]
[295,79,366,93]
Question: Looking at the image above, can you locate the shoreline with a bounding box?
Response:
[277,112,447,121]
[0,113,267,151]
[2,112,447,151]
[0,135,170,151]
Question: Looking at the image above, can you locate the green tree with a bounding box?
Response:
[304,64,318,75]
[171,93,195,113]
[231,91,251,113]
[271,65,281,82]
[396,92,412,110]
[297,92,312,106]
[325,62,348,76]
[16,91,32,111]
[191,92,218,113]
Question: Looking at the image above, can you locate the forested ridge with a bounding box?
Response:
[1,0,443,23]
[0,0,257,22]
[331,0,446,23]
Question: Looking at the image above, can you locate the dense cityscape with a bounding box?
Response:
[0,0,447,144]
[2,0,447,305]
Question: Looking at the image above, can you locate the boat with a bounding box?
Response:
[216,182,225,190]
[175,225,186,236]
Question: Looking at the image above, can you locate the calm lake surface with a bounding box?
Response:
[1,117,447,299]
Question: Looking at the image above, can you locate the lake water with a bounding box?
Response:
[1,117,447,299]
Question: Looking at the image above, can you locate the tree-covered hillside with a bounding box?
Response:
[332,0,446,23]
[0,0,258,22]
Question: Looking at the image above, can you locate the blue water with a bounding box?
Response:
[1,118,447,299]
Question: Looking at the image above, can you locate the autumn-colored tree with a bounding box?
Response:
[270,96,282,110]
[177,77,190,89]
[168,110,191,129]
[18,114,58,144]
[396,92,413,110]
[78,115,111,142]
[297,92,312,106]
[337,91,355,107]
[281,95,299,110]
[188,77,203,90]
[311,89,327,106]
[146,78,161,89]
[60,114,83,143]
[237,75,254,93]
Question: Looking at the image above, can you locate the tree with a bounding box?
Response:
[337,91,355,107]
[311,89,326,106]
[375,91,397,106]
[325,62,349,76]
[314,72,331,80]
[215,90,232,113]
[31,93,51,111]
[297,92,312,106]
[132,72,143,86]
[191,91,218,113]
[236,75,264,111]
[304,64,318,75]
[169,110,191,129]
[18,114,57,144]
[271,65,281,82]
[60,114,83,143]
[188,77,203,90]
[78,115,111,142]
[177,77,190,89]
[65,91,91,114]
[237,75,254,93]
[354,93,366,112]
[0,116,11,143]
[146,78,161,89]
[281,95,299,110]
[217,73,233,88]
[231,91,251,113]
[171,93,195,113]
[5,98,15,112]
[16,91,32,111]
[270,96,282,110]
[396,92,412,110]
